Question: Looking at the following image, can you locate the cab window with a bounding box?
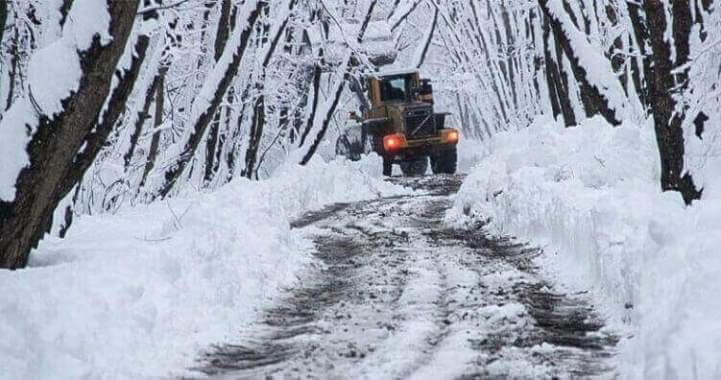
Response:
[380,78,408,101]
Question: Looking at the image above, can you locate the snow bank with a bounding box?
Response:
[456,136,487,173]
[0,156,408,379]
[449,116,721,379]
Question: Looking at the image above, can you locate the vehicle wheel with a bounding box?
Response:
[400,157,428,177]
[431,147,457,174]
[382,157,393,176]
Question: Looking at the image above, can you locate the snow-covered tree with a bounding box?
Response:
[535,0,708,204]
[3,0,719,268]
[0,1,140,268]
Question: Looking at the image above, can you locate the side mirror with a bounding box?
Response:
[418,80,434,104]
[410,86,421,100]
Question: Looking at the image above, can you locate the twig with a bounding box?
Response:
[135,236,173,242]
[594,155,606,168]
[166,200,183,229]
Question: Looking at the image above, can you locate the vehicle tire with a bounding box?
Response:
[400,157,428,177]
[431,147,457,174]
[383,157,393,176]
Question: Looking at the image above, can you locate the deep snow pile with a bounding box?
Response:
[456,136,487,173]
[448,116,721,379]
[0,155,407,379]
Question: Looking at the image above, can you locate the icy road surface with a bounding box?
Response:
[196,175,617,379]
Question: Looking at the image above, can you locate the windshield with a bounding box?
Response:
[380,77,408,102]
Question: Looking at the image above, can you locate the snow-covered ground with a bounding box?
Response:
[0,155,408,379]
[448,116,721,379]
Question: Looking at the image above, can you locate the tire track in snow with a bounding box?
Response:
[193,175,617,379]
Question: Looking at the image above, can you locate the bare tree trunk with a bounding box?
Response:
[641,0,701,204]
[627,2,651,110]
[204,0,233,184]
[56,33,150,232]
[542,15,561,121]
[242,0,297,179]
[59,0,74,27]
[0,1,139,269]
[0,0,7,47]
[139,67,167,191]
[58,186,80,239]
[125,72,161,169]
[224,82,252,182]
[500,2,519,110]
[243,95,266,179]
[63,34,151,192]
[542,13,575,126]
[213,0,233,62]
[299,72,349,166]
[298,63,323,148]
[5,28,19,111]
[539,0,620,125]
[204,119,221,183]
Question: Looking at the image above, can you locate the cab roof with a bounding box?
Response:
[369,68,419,79]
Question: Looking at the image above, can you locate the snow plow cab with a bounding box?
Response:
[345,69,459,176]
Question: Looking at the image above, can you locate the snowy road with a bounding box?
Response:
[195,175,617,379]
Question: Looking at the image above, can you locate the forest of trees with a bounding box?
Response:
[1,0,719,268]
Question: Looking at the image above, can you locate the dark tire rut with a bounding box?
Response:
[193,175,617,379]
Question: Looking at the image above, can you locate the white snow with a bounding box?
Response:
[449,115,721,379]
[455,136,486,173]
[0,101,37,201]
[0,156,409,379]
[64,0,112,50]
[27,40,82,118]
